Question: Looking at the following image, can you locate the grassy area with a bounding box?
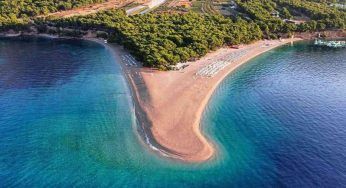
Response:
[191,0,204,13]
[123,2,142,10]
[190,0,218,14]
[201,0,218,14]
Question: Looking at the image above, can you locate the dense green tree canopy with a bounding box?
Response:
[49,10,262,69]
[0,0,345,69]
[235,0,345,36]
[0,0,105,29]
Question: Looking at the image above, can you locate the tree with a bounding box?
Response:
[282,8,292,19]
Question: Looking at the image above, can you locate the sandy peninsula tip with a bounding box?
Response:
[103,38,301,162]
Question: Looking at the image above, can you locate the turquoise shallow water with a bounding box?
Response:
[0,37,346,187]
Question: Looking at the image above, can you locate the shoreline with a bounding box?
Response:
[86,38,186,160]
[105,38,303,162]
[2,33,344,163]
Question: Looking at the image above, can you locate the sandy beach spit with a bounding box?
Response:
[0,35,302,162]
[1,30,343,163]
[99,38,301,162]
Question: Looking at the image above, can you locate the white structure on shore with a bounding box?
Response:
[331,3,346,9]
[314,39,346,48]
[122,55,139,66]
[196,47,254,77]
[170,63,189,71]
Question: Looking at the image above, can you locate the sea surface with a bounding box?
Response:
[0,37,345,187]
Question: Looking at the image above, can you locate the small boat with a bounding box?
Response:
[104,40,108,44]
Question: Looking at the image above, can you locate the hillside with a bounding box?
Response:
[0,0,108,29]
[0,0,345,69]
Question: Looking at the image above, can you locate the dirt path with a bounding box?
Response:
[38,0,134,18]
[126,0,167,15]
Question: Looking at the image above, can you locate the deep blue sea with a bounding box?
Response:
[0,37,345,187]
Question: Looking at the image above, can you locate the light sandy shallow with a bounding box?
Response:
[104,38,301,162]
